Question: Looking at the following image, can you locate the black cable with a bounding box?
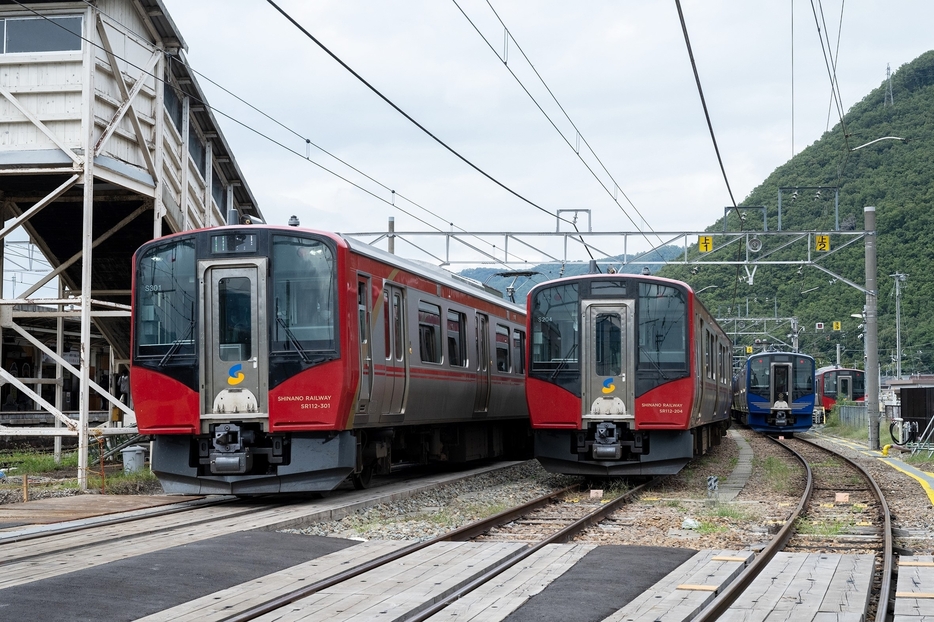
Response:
[453,0,664,252]
[674,0,746,315]
[809,0,849,150]
[674,0,736,210]
[264,0,587,240]
[11,0,527,267]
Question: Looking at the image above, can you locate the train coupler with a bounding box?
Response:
[591,422,622,460]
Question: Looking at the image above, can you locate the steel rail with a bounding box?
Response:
[693,434,892,622]
[691,436,814,621]
[797,436,893,622]
[404,477,661,622]
[220,483,582,622]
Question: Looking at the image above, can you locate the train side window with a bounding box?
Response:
[418,302,442,364]
[513,329,526,375]
[495,324,510,372]
[447,310,467,367]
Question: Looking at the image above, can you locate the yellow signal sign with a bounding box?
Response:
[745,345,753,354]
[698,236,713,252]
[832,321,841,331]
[815,235,830,252]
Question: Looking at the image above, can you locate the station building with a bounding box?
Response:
[0,0,262,472]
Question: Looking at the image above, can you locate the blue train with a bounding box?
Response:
[732,352,816,434]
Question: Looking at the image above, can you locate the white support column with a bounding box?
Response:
[154,50,165,239]
[55,279,64,463]
[181,94,190,230]
[78,6,96,490]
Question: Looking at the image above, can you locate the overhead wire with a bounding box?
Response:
[14,0,530,269]
[809,0,849,150]
[673,0,746,316]
[265,2,567,225]
[452,0,667,257]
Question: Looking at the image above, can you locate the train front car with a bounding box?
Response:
[815,366,865,422]
[132,225,529,495]
[733,352,816,434]
[527,274,732,477]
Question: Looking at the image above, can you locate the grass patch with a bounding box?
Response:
[822,406,870,442]
[795,517,854,536]
[755,455,796,494]
[705,504,757,521]
[0,448,80,475]
[87,468,161,495]
[696,521,728,535]
[902,452,934,472]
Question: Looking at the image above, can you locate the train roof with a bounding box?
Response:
[815,365,865,374]
[340,234,525,313]
[135,224,524,315]
[526,271,694,293]
[745,351,815,360]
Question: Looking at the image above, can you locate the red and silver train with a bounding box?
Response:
[131,224,529,495]
[814,366,865,420]
[526,273,732,476]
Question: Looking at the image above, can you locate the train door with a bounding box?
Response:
[356,276,372,413]
[473,313,490,413]
[378,284,407,422]
[838,374,853,402]
[771,361,792,403]
[581,301,634,420]
[201,262,268,427]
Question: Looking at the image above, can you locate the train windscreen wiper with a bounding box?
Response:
[159,304,195,367]
[638,344,670,380]
[550,342,578,380]
[276,316,312,363]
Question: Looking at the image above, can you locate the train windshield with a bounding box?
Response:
[271,235,337,353]
[792,357,814,400]
[748,357,771,399]
[135,238,197,359]
[637,283,687,370]
[531,282,580,389]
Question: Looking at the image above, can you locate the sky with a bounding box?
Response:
[142,1,931,266]
[96,2,934,269]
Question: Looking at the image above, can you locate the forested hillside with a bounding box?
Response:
[662,49,934,373]
[464,50,934,374]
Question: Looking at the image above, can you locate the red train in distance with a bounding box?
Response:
[131,223,529,495]
[814,366,866,420]
[526,273,732,476]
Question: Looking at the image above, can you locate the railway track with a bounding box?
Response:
[0,433,910,621]
[693,434,893,622]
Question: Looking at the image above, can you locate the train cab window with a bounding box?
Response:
[793,357,814,399]
[135,238,197,358]
[513,329,526,375]
[495,325,510,372]
[271,236,336,353]
[418,302,442,364]
[531,282,580,369]
[447,310,467,367]
[637,283,687,370]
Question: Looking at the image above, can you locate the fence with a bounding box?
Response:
[836,404,868,428]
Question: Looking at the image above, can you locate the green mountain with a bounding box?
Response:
[660,49,934,373]
[467,50,934,374]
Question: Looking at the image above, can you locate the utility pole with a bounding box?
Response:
[891,272,907,378]
[885,64,894,107]
[865,207,880,450]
